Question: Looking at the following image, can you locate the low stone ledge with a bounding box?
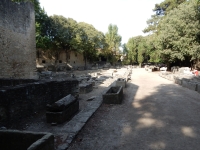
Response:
[0,130,54,150]
[103,86,123,104]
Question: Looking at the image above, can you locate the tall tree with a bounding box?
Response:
[105,24,122,64]
[126,37,137,65]
[143,0,186,34]
[154,0,186,15]
[157,0,200,67]
[74,22,103,68]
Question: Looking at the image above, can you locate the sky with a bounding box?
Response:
[39,0,164,44]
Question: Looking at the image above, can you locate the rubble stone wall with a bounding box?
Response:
[0,79,79,127]
[0,0,37,79]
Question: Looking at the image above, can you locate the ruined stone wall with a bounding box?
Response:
[0,79,79,127]
[0,0,37,79]
[37,50,90,69]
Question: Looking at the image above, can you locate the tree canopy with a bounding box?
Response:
[125,0,200,69]
[104,24,122,64]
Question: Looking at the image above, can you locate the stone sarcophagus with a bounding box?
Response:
[79,83,93,94]
[116,78,126,88]
[103,86,123,104]
[0,130,54,150]
[46,94,79,124]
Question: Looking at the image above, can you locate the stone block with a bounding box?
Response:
[116,78,126,88]
[0,130,54,150]
[174,77,182,85]
[79,83,93,94]
[103,86,123,104]
[46,94,79,124]
[87,80,95,86]
[182,80,197,91]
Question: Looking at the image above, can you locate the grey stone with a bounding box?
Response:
[182,80,197,91]
[57,143,69,150]
[103,86,123,104]
[87,96,96,101]
[0,0,37,79]
[62,121,85,134]
[46,94,79,124]
[79,83,93,94]
[174,77,182,85]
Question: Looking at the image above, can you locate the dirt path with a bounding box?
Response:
[68,68,200,150]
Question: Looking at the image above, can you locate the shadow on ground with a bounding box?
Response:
[69,79,200,150]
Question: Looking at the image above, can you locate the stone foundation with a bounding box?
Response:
[0,79,37,87]
[0,130,54,150]
[0,79,79,127]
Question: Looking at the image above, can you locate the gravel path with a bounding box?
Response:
[68,68,200,150]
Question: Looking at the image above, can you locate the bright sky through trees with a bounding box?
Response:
[39,0,163,44]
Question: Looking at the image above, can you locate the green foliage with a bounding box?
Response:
[140,0,200,67]
[104,24,122,64]
[143,15,162,34]
[144,0,186,34]
[154,0,187,15]
[157,0,200,63]
[35,8,52,50]
[126,37,137,64]
[122,43,128,55]
[71,22,105,67]
[49,15,78,51]
[126,34,164,65]
[126,36,145,64]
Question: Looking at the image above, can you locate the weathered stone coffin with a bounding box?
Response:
[0,130,54,150]
[46,94,79,124]
[103,86,123,104]
[79,83,93,94]
[116,78,126,88]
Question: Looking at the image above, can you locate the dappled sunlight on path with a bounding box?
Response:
[69,68,200,150]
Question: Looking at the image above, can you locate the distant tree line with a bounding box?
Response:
[124,0,200,69]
